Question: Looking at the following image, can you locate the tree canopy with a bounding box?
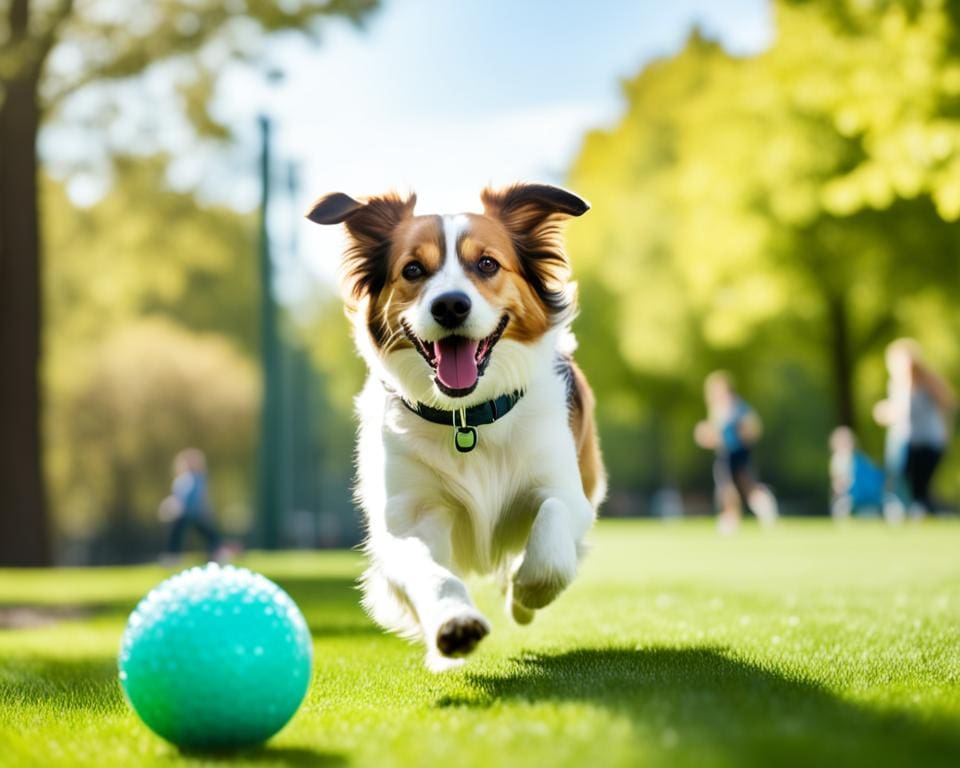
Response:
[568,0,960,501]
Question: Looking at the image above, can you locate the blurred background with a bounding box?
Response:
[2,0,958,566]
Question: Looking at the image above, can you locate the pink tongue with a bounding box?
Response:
[435,337,480,391]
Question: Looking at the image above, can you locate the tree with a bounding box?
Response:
[43,157,259,358]
[42,158,263,559]
[41,156,350,559]
[0,0,378,565]
[568,0,960,498]
[52,318,258,563]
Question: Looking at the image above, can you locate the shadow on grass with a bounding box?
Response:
[0,573,379,709]
[439,647,960,768]
[0,657,122,711]
[0,576,377,638]
[4,658,345,766]
[178,745,345,767]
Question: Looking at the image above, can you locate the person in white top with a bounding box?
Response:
[873,339,956,516]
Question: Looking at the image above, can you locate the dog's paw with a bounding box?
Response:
[511,499,579,611]
[511,543,577,611]
[508,592,536,625]
[435,612,490,658]
[511,572,569,610]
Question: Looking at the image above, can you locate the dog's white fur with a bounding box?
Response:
[346,214,601,671]
[308,188,604,670]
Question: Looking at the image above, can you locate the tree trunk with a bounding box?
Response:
[826,294,856,431]
[0,66,51,566]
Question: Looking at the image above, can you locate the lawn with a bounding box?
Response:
[1,519,959,768]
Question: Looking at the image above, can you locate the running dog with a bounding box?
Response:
[307,183,606,670]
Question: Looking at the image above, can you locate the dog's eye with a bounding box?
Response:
[402,262,426,280]
[477,256,500,275]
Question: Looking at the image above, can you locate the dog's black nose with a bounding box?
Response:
[431,291,472,328]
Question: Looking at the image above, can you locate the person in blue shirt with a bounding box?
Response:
[159,448,224,563]
[829,426,885,519]
[694,371,779,533]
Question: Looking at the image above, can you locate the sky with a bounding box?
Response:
[45,0,773,292]
[244,0,772,287]
[50,0,770,292]
[267,0,772,202]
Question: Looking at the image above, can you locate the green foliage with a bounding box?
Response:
[47,318,258,548]
[0,0,380,105]
[1,521,959,767]
[0,0,381,564]
[41,160,368,552]
[568,0,960,501]
[43,162,262,552]
[289,294,368,525]
[44,158,258,353]
[296,293,367,418]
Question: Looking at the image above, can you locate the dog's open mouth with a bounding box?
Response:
[401,315,509,397]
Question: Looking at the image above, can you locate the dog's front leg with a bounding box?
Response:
[370,512,489,671]
[509,491,593,623]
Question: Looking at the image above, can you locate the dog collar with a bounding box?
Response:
[398,390,524,453]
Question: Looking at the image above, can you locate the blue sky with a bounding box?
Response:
[220,0,772,286]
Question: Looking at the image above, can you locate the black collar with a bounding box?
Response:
[399,390,524,427]
[396,390,525,453]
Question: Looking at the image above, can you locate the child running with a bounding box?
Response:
[158,448,227,564]
[694,371,778,533]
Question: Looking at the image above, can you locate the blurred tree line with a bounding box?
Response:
[43,161,258,561]
[0,0,378,564]
[568,0,960,512]
[7,0,960,563]
[42,159,363,563]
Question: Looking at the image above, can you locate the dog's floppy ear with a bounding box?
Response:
[306,192,365,225]
[480,183,589,233]
[481,183,588,319]
[306,191,416,243]
[306,191,416,299]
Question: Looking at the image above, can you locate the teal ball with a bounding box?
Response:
[119,564,312,750]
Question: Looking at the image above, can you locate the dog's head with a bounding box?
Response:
[307,183,588,407]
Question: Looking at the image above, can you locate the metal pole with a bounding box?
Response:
[256,113,282,549]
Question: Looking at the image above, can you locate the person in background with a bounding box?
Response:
[873,339,956,518]
[159,447,227,564]
[694,371,779,534]
[828,426,886,520]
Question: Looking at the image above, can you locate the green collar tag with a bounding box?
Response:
[393,388,524,456]
[454,426,478,453]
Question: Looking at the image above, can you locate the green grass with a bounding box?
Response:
[2,519,959,767]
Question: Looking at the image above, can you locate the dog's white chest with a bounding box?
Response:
[391,399,570,571]
[355,361,580,575]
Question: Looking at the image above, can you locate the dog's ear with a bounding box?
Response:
[306,192,365,225]
[481,183,588,319]
[480,183,589,233]
[306,191,417,299]
[306,191,416,244]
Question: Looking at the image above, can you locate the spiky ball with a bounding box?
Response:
[119,564,312,750]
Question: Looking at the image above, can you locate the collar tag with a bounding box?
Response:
[454,426,478,453]
[394,387,524,456]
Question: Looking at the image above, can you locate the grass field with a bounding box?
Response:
[1,519,959,767]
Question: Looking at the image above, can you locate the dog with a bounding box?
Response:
[307,183,606,670]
